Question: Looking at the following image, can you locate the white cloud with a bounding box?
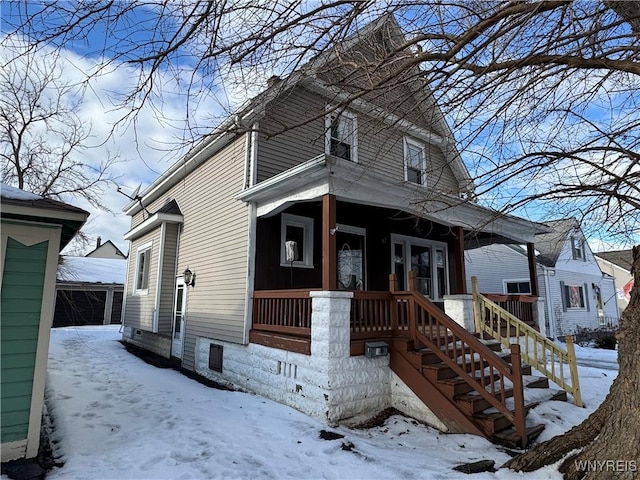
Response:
[1,34,225,255]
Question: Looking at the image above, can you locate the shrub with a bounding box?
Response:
[573,326,618,349]
[594,334,617,350]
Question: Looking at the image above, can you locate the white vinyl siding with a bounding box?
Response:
[257,86,462,195]
[125,136,249,371]
[124,232,161,330]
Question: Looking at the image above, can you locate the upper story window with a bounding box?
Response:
[280,213,314,268]
[571,237,585,261]
[404,137,427,185]
[135,241,152,294]
[326,108,357,162]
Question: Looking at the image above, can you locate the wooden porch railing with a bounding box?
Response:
[350,291,395,339]
[482,293,536,325]
[252,290,312,337]
[472,277,582,407]
[391,272,528,446]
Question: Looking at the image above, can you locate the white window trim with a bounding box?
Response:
[503,278,532,295]
[390,234,449,301]
[280,213,314,268]
[571,236,585,261]
[564,283,587,310]
[134,240,153,295]
[403,137,427,186]
[325,105,358,163]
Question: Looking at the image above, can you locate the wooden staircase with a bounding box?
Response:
[388,273,568,448]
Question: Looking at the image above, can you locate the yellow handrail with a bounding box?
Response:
[471,277,583,407]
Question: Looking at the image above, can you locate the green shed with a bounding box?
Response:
[1,183,88,462]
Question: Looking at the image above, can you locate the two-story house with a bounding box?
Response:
[120,16,571,447]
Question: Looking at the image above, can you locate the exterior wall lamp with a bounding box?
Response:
[183,267,195,286]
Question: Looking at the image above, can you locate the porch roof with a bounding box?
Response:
[235,156,549,245]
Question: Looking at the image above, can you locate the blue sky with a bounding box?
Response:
[1,2,637,252]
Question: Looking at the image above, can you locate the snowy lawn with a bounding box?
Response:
[42,326,617,479]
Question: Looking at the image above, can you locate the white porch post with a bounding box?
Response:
[443,294,476,332]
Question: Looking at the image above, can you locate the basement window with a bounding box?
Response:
[209,344,223,372]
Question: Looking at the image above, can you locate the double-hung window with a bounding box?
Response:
[404,137,426,185]
[571,237,585,261]
[326,108,357,162]
[135,241,152,294]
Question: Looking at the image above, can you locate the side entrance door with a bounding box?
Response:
[171,279,187,359]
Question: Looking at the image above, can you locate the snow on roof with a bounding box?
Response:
[1,182,42,201]
[57,256,126,284]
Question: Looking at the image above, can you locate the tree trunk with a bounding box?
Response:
[505,246,640,479]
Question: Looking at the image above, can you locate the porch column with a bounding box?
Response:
[527,242,539,297]
[453,226,467,294]
[322,194,337,290]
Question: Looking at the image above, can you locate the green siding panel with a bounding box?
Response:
[1,237,49,444]
[0,424,30,443]
[1,380,34,398]
[1,395,33,414]
[0,353,36,369]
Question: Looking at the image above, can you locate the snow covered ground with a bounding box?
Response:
[40,326,616,479]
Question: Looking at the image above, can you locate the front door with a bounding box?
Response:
[391,234,449,301]
[171,279,187,358]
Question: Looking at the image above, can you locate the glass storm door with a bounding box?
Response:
[172,279,187,358]
[391,235,449,301]
[336,225,366,290]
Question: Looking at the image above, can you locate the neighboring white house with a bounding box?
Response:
[466,218,620,339]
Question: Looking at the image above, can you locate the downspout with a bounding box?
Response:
[242,124,259,344]
[250,123,259,187]
[153,222,167,333]
[119,240,132,333]
[542,266,555,339]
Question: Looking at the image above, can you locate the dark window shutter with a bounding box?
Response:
[560,281,567,311]
[583,283,590,311]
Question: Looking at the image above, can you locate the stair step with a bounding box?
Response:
[422,352,520,381]
[455,388,515,415]
[473,402,537,435]
[526,377,549,389]
[492,424,546,449]
[418,341,503,365]
[437,373,500,397]
[550,390,568,402]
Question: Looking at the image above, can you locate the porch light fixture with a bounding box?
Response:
[365,341,389,358]
[183,267,195,286]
